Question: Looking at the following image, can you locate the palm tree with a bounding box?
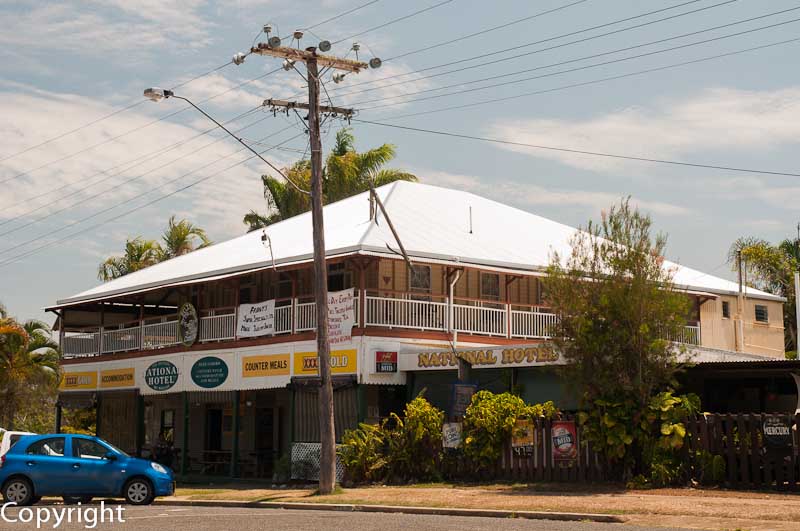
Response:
[159,215,211,260]
[728,236,799,352]
[244,128,416,231]
[0,318,59,430]
[98,237,162,281]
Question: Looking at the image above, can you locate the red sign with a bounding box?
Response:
[551,420,578,462]
[375,351,398,373]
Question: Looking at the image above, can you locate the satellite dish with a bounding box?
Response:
[268,36,281,48]
[369,57,382,69]
[318,40,331,52]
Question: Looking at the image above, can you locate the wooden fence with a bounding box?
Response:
[443,414,800,490]
[685,413,800,491]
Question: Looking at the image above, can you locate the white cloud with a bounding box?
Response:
[420,169,689,217]
[487,87,800,174]
[0,85,306,263]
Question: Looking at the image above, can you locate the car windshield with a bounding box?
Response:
[100,440,129,457]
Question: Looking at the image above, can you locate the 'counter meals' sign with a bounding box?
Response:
[400,344,562,371]
[294,349,358,376]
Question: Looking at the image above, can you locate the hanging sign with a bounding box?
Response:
[177,303,199,347]
[442,422,462,449]
[451,383,477,418]
[328,288,355,345]
[551,420,578,462]
[375,351,398,373]
[145,360,179,392]
[762,415,793,448]
[191,356,229,389]
[236,299,276,338]
[512,419,536,456]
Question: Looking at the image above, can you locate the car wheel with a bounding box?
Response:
[124,478,154,505]
[62,496,93,505]
[2,478,34,506]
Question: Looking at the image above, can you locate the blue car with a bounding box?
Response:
[0,434,174,506]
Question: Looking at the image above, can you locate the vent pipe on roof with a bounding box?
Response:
[469,206,473,234]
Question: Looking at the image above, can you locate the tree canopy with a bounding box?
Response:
[244,128,417,231]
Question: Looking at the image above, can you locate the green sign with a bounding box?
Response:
[145,361,179,391]
[191,356,228,389]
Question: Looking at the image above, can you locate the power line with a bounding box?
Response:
[0,130,307,270]
[339,0,782,100]
[325,0,731,96]
[304,0,383,32]
[0,67,283,186]
[331,0,456,44]
[0,60,233,165]
[0,106,262,215]
[0,124,301,264]
[0,111,269,239]
[358,12,800,109]
[354,119,800,179]
[384,0,589,62]
[364,36,800,120]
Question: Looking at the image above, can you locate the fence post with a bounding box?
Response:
[750,413,762,489]
[736,413,749,487]
[725,413,737,487]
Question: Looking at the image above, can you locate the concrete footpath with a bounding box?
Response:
[155,498,625,523]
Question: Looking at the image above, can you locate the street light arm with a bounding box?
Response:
[169,94,310,196]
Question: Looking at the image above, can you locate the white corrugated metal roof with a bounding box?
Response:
[53,181,782,306]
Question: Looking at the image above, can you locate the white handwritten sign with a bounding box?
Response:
[442,422,462,449]
[328,288,355,345]
[236,299,276,338]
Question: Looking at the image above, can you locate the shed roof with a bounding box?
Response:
[51,181,782,307]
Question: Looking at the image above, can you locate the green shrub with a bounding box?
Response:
[462,391,557,468]
[384,396,445,482]
[339,422,388,483]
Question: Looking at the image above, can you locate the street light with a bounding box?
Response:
[142,87,308,195]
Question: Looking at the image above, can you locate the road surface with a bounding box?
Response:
[0,504,697,530]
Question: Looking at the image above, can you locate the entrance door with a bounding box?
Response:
[255,408,274,477]
[206,409,223,451]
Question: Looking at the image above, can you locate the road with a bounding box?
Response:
[0,504,695,530]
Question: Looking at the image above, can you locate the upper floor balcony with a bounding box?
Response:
[61,290,702,359]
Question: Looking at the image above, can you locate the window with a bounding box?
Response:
[72,438,109,460]
[480,273,500,301]
[409,265,431,293]
[755,304,769,323]
[160,409,175,444]
[327,263,352,292]
[722,301,730,319]
[26,437,65,457]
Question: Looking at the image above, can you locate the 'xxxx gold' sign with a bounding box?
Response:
[400,344,562,372]
[294,349,358,376]
[59,371,98,391]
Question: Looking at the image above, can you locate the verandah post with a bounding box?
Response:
[231,390,240,478]
[181,391,189,477]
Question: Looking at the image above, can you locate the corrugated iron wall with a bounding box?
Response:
[294,387,358,443]
[99,391,137,454]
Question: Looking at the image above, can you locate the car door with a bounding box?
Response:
[22,437,74,495]
[71,438,119,496]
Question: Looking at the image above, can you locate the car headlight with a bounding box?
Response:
[150,462,168,474]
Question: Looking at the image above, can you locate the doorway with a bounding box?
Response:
[206,408,223,451]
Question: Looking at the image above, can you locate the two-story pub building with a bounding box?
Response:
[50,182,789,479]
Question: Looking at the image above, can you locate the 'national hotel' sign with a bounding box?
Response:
[399,343,564,372]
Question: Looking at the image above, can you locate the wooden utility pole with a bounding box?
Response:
[252,43,367,495]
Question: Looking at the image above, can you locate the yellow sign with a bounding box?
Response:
[99,368,135,388]
[242,354,290,378]
[59,371,97,391]
[294,349,357,375]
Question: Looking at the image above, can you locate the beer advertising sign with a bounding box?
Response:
[294,349,358,376]
[551,420,578,462]
[59,371,97,391]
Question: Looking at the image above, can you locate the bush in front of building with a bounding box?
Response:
[578,390,700,486]
[339,395,445,484]
[462,391,557,469]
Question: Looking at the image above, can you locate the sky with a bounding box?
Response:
[2,0,800,325]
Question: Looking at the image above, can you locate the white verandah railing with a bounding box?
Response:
[61,293,701,358]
